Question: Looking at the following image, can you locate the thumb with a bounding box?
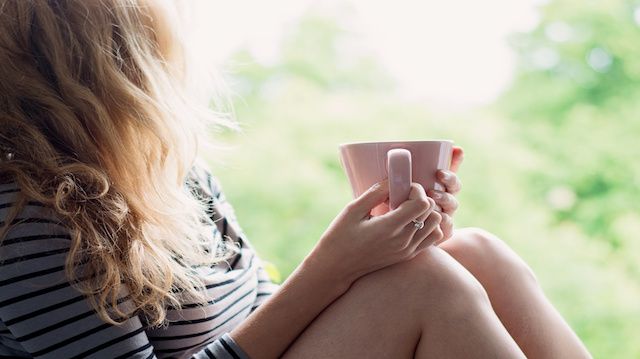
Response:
[349,179,389,218]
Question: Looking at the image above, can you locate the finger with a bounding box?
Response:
[403,210,442,249]
[408,211,444,253]
[415,226,444,252]
[378,183,434,227]
[438,212,454,242]
[436,170,462,194]
[434,214,455,246]
[450,146,464,173]
[427,190,459,215]
[398,208,431,238]
[348,179,389,219]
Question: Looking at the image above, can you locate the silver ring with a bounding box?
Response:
[411,219,425,230]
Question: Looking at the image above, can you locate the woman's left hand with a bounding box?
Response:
[427,146,464,242]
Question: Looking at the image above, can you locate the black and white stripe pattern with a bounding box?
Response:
[0,164,278,358]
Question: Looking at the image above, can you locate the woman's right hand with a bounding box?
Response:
[309,179,443,286]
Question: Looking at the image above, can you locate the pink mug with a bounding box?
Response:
[339,140,453,216]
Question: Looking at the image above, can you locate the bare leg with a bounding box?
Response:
[439,228,592,359]
[282,246,525,358]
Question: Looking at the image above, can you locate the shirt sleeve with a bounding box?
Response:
[191,333,251,359]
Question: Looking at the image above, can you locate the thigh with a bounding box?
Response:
[438,228,592,359]
[281,254,426,359]
[281,247,520,359]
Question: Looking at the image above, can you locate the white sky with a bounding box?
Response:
[191,0,542,109]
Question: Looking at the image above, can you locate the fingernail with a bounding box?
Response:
[440,171,452,181]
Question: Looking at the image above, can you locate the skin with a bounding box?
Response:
[441,229,592,358]
[230,146,592,358]
[426,148,590,358]
[280,246,526,359]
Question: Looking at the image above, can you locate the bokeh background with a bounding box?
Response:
[194,0,640,357]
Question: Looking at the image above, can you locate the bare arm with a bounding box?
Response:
[230,249,351,358]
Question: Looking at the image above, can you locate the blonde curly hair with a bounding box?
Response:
[0,0,237,326]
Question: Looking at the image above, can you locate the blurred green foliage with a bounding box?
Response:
[502,0,640,256]
[206,2,640,357]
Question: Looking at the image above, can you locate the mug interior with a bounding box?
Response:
[339,139,453,149]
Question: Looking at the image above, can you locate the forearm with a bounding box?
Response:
[230,248,353,359]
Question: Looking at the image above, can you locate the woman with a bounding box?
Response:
[0,1,592,358]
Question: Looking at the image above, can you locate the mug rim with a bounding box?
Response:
[339,139,454,148]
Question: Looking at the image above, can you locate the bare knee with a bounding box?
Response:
[350,247,492,316]
[445,227,538,286]
[282,249,495,359]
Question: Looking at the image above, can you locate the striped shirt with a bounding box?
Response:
[0,164,279,358]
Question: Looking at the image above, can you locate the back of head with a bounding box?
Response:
[0,0,233,326]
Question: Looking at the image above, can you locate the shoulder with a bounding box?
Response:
[0,181,69,229]
[0,181,72,269]
[0,181,152,358]
[0,181,21,206]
